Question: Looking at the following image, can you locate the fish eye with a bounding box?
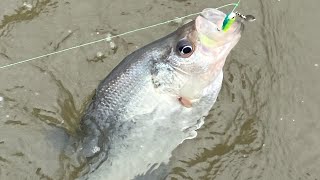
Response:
[176,39,194,58]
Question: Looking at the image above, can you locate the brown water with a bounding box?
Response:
[0,0,319,179]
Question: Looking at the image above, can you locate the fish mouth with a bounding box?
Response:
[195,8,244,47]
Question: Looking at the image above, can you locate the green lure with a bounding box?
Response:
[222,0,240,32]
[222,13,236,32]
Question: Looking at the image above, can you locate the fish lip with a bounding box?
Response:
[199,8,244,32]
[195,9,244,48]
[199,13,208,21]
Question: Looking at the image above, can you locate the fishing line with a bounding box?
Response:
[0,3,238,70]
[231,0,241,13]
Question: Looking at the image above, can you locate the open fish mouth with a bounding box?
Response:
[195,8,244,48]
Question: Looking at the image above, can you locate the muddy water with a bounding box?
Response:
[0,0,319,179]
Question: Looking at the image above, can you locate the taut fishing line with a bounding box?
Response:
[0,3,239,70]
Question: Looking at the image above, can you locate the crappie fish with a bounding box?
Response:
[77,8,243,180]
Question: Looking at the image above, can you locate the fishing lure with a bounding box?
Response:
[235,11,256,22]
[222,12,237,32]
[221,0,240,32]
[221,0,256,32]
[222,11,256,32]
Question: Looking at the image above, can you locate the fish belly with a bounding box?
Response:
[82,70,224,180]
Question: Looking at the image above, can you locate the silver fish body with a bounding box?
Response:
[78,8,244,180]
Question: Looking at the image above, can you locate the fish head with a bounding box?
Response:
[155,8,244,101]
